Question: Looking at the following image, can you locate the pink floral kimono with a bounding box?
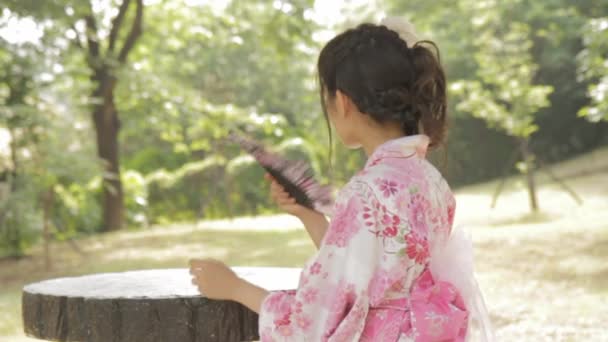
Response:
[258,135,479,341]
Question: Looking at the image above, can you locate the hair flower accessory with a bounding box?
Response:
[380,17,419,47]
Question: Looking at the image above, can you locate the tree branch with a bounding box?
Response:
[84,15,100,58]
[108,0,132,53]
[117,0,143,63]
[69,21,84,50]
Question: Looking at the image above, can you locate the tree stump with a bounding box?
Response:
[22,267,300,342]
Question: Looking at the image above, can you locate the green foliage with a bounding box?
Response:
[122,170,148,226]
[0,12,100,253]
[277,137,314,165]
[388,0,608,184]
[146,156,228,222]
[53,169,151,235]
[578,17,608,121]
[451,21,553,139]
[226,155,269,215]
[117,0,321,165]
[1,0,608,252]
[0,176,42,258]
[53,180,102,236]
[131,0,318,125]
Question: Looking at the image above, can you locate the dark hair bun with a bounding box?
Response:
[317,23,447,148]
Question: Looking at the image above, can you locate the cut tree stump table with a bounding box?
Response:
[22,267,300,342]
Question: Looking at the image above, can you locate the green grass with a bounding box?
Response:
[0,227,315,339]
[2,146,607,341]
[455,145,608,203]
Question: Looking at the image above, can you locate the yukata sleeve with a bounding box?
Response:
[258,180,383,342]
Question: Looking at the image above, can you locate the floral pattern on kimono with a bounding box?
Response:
[258,135,468,341]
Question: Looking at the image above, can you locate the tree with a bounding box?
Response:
[4,0,144,230]
[80,0,143,231]
[114,0,336,219]
[451,20,553,212]
[0,29,98,257]
[384,0,608,187]
[578,17,608,122]
[0,37,42,257]
[3,0,332,225]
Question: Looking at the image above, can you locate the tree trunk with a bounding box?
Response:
[83,0,143,231]
[490,148,520,209]
[6,128,23,257]
[42,187,54,270]
[22,268,300,342]
[92,69,124,231]
[519,137,539,212]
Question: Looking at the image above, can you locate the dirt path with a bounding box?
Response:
[457,172,608,341]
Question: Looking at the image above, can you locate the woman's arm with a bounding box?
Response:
[257,181,383,341]
[297,209,329,249]
[232,278,270,314]
[189,259,270,314]
[267,174,329,248]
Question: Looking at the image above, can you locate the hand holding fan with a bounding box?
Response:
[228,133,334,215]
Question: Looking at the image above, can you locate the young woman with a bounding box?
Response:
[190,18,493,341]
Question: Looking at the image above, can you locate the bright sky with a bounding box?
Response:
[0,8,43,44]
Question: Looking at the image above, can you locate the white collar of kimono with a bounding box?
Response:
[364,134,430,168]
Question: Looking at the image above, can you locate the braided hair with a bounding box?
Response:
[317,23,447,149]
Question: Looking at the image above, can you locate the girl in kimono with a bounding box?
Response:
[190,17,493,341]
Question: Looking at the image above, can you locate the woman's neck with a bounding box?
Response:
[360,125,406,157]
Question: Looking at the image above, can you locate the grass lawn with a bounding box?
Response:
[0,218,315,340]
[1,147,607,341]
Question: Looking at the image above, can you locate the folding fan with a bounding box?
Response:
[228,132,334,214]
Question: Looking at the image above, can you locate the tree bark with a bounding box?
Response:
[490,148,520,209]
[519,137,539,212]
[84,0,143,231]
[6,128,23,256]
[22,268,300,342]
[43,187,55,270]
[92,69,125,231]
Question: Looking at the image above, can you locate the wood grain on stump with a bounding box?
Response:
[22,267,300,342]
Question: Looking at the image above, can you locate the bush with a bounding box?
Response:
[0,176,42,258]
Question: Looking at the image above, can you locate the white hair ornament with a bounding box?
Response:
[380,17,420,47]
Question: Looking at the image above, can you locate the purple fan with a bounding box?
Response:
[228,133,334,214]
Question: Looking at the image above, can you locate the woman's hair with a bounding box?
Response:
[317,23,447,149]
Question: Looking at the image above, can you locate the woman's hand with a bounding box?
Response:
[189,258,241,301]
[265,173,329,249]
[265,173,319,218]
[189,258,270,313]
